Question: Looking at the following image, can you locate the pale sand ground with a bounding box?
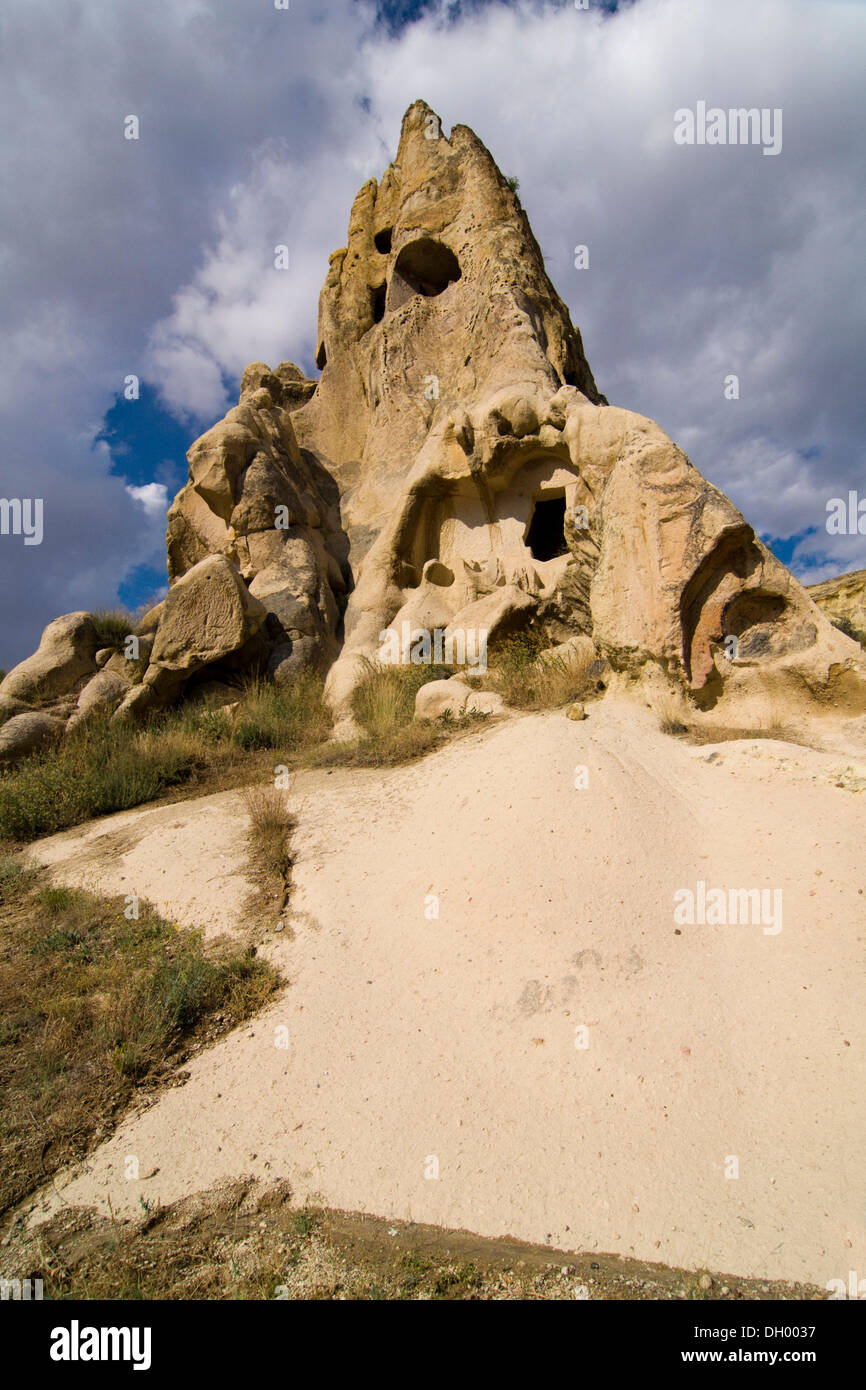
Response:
[24,699,866,1285]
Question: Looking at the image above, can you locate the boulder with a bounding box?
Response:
[0,694,30,727]
[67,669,131,728]
[111,558,270,721]
[0,712,65,764]
[149,555,267,673]
[415,679,472,720]
[465,690,506,716]
[0,612,98,701]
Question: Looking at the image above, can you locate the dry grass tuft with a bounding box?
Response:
[656,690,691,736]
[351,658,452,739]
[486,633,596,710]
[241,785,295,928]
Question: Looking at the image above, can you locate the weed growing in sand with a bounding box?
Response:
[656,691,690,736]
[0,861,279,1214]
[241,785,294,925]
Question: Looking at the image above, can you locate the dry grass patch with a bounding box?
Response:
[4,1182,825,1302]
[351,658,453,739]
[0,664,499,845]
[656,690,691,737]
[241,785,294,928]
[90,608,140,648]
[0,856,280,1217]
[485,633,596,710]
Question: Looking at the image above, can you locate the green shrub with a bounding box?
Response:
[832,616,866,648]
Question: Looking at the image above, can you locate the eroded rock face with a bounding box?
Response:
[284,100,862,726]
[166,363,347,689]
[808,569,866,645]
[8,102,864,735]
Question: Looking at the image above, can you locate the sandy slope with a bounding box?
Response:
[25,700,866,1285]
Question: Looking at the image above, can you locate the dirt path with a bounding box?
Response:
[24,699,866,1287]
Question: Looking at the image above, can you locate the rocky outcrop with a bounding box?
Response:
[166,362,347,688]
[284,101,863,728]
[0,613,98,702]
[6,102,865,742]
[808,569,866,646]
[113,555,270,720]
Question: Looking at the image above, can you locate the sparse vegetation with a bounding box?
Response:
[485,632,594,710]
[831,615,866,648]
[0,663,497,843]
[754,707,790,740]
[656,690,690,736]
[0,716,208,840]
[351,657,452,739]
[90,608,139,648]
[241,785,294,927]
[3,1180,823,1301]
[0,861,279,1215]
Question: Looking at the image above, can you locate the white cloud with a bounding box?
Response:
[125,482,170,518]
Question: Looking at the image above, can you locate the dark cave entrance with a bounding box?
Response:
[374,227,393,255]
[387,238,462,312]
[525,495,568,561]
[394,238,461,296]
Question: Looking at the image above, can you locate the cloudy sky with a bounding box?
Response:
[1,0,864,668]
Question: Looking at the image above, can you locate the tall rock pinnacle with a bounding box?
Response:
[4,102,864,738]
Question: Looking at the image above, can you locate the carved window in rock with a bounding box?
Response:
[387,238,462,312]
[525,495,568,561]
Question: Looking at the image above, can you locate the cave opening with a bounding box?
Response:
[315,341,327,370]
[371,283,386,323]
[525,495,568,562]
[374,227,393,255]
[393,238,461,298]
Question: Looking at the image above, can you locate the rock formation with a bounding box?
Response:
[808,569,866,647]
[2,100,865,753]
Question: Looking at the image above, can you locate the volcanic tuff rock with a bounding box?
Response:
[4,100,865,735]
[808,569,866,646]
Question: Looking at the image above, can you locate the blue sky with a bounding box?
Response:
[1,0,865,667]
